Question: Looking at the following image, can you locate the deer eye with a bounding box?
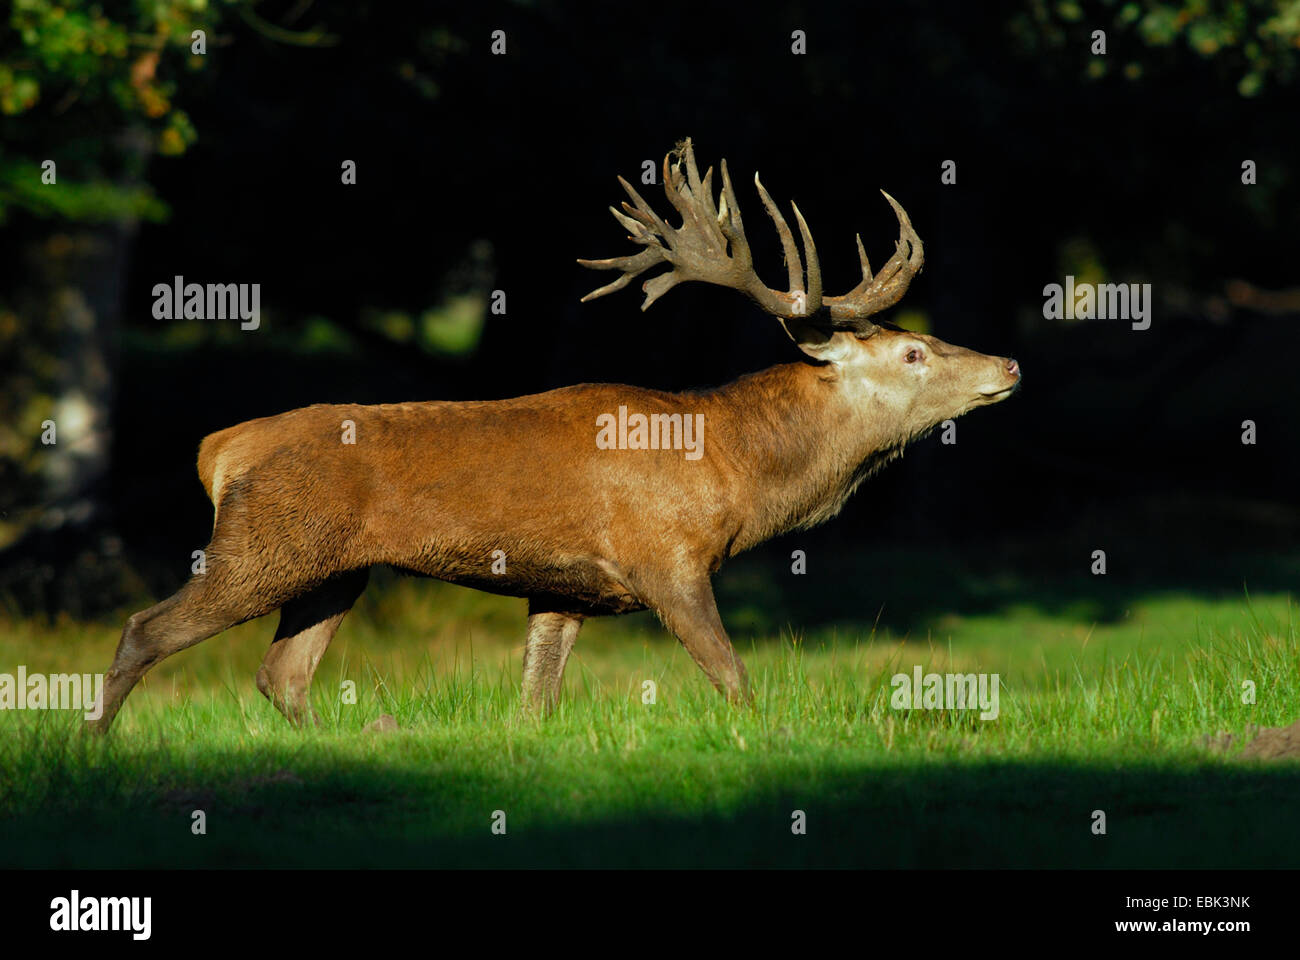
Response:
[904,348,923,363]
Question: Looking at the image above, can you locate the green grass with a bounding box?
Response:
[1,560,1299,868]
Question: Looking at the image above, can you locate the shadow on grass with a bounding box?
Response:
[713,542,1300,641]
[5,752,1299,869]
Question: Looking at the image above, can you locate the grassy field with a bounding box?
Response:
[1,551,1298,869]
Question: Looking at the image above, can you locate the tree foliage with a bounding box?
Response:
[1011,0,1300,95]
[0,0,226,224]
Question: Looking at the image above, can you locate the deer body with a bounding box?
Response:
[195,361,931,616]
[90,139,1019,732]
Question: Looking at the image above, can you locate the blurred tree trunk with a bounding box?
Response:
[0,129,148,613]
[24,223,131,529]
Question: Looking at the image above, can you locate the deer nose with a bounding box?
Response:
[1006,358,1020,377]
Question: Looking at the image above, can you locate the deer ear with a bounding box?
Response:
[778,317,851,363]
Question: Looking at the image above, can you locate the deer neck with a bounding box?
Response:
[702,362,910,552]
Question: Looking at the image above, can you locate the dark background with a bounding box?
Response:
[2,0,1297,619]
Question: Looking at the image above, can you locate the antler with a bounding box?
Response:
[577,138,923,335]
[821,192,923,325]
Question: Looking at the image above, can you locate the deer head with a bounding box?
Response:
[578,138,1020,443]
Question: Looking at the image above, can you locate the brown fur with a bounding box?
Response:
[88,327,1019,731]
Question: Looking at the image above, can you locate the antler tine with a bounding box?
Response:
[753,174,805,305]
[577,245,666,302]
[680,138,705,198]
[614,176,671,239]
[854,233,872,284]
[717,158,754,271]
[791,201,821,314]
[872,190,923,288]
[608,204,645,238]
[823,190,924,327]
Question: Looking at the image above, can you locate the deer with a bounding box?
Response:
[88,138,1020,733]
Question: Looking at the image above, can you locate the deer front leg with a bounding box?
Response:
[520,607,583,714]
[644,578,752,704]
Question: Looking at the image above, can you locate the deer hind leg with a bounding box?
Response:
[520,606,583,714]
[646,578,752,704]
[88,565,289,734]
[256,568,369,727]
[89,484,352,734]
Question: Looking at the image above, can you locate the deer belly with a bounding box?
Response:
[390,548,643,614]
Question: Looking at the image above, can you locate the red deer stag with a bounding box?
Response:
[89,138,1019,732]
